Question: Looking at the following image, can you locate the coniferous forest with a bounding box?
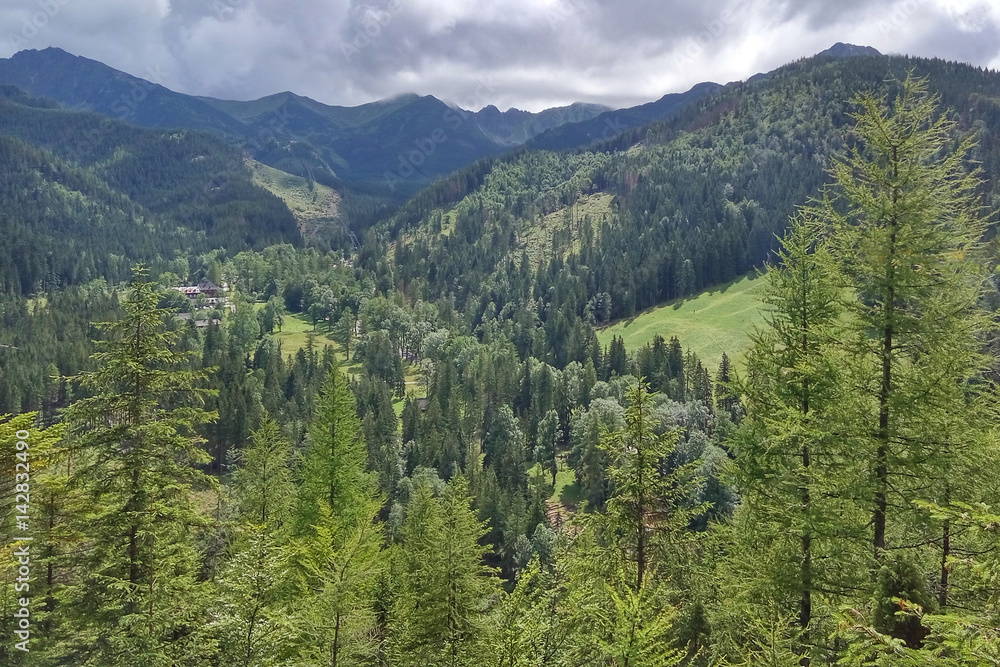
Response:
[3,48,1000,667]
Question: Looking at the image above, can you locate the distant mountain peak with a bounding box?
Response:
[816,43,882,59]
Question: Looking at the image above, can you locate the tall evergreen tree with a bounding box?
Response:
[396,476,499,667]
[290,363,385,666]
[232,414,294,528]
[816,75,995,579]
[212,416,297,667]
[59,266,216,666]
[731,214,854,663]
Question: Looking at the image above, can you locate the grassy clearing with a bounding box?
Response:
[596,273,768,372]
[551,466,583,508]
[269,311,339,355]
[247,160,342,238]
[267,311,421,413]
[522,192,615,267]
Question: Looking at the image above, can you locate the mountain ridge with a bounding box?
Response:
[0,42,883,197]
[0,46,719,196]
[0,48,613,195]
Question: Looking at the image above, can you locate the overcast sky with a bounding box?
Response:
[1,0,999,112]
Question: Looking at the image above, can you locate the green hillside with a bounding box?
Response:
[247,159,344,240]
[389,54,1000,329]
[0,88,302,293]
[597,273,766,370]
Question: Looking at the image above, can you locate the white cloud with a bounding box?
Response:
[0,0,997,111]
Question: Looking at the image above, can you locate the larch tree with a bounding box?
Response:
[211,415,297,667]
[232,414,294,529]
[396,475,499,667]
[731,75,998,660]
[559,380,698,667]
[816,75,995,599]
[290,363,385,667]
[731,213,857,664]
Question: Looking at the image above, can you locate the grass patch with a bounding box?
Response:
[248,160,342,239]
[597,273,767,372]
[551,466,583,507]
[270,312,340,355]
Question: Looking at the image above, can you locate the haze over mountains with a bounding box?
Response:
[0,46,737,195]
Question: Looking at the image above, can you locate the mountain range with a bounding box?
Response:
[13,40,985,308]
[0,47,730,196]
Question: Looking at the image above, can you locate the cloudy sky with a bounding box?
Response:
[1,0,999,112]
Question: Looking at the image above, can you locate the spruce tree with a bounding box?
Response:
[59,266,216,666]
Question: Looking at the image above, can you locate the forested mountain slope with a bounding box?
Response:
[388,52,1000,327]
[3,42,1000,665]
[0,86,301,294]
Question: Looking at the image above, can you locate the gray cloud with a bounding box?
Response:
[0,0,998,111]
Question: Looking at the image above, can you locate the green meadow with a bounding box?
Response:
[597,273,768,371]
